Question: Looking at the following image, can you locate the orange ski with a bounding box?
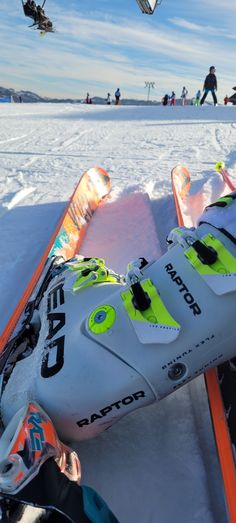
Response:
[171,164,236,523]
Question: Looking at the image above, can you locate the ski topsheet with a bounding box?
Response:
[0,167,110,353]
[171,164,236,523]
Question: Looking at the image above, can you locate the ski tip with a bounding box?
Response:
[171,165,191,205]
[215,161,225,172]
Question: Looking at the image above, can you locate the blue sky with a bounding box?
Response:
[0,0,235,101]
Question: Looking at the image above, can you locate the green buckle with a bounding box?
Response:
[68,258,119,291]
[185,234,236,276]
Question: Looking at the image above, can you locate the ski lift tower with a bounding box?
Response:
[145,81,155,102]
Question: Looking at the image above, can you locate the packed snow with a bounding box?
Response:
[0,103,236,522]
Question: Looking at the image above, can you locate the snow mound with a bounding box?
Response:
[2,187,36,212]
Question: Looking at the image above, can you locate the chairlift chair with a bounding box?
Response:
[136,0,161,14]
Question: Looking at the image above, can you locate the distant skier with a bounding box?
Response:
[162,94,169,106]
[85,92,92,104]
[195,90,201,106]
[106,92,111,105]
[170,91,176,106]
[181,86,188,106]
[224,95,229,106]
[200,66,217,106]
[115,88,121,105]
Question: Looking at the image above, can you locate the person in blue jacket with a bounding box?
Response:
[115,88,121,105]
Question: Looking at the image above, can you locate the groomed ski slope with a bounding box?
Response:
[0,103,236,522]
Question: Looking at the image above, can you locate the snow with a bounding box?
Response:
[0,103,236,522]
[81,191,161,273]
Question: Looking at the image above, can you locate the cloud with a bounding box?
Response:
[170,17,236,40]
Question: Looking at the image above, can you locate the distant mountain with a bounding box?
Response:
[0,86,42,103]
[0,86,82,103]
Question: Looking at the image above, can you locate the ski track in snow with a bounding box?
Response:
[0,104,236,523]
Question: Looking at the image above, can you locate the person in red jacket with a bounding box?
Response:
[224,95,229,105]
[200,66,217,106]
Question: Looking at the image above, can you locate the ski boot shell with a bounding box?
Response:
[1,223,236,442]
